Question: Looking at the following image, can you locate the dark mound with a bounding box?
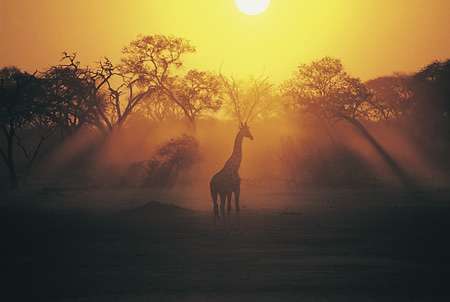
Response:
[122,200,192,217]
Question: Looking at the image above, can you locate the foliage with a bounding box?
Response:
[0,67,57,187]
[174,70,223,126]
[365,75,414,120]
[282,57,414,187]
[222,75,280,123]
[124,135,200,188]
[121,35,195,89]
[410,59,450,128]
[137,91,184,122]
[41,53,106,133]
[1,67,48,127]
[282,57,371,121]
[121,35,222,129]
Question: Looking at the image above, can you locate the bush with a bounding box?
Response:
[124,135,200,188]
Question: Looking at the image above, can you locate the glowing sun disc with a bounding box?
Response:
[235,0,271,15]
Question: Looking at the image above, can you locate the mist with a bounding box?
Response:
[2,29,450,301]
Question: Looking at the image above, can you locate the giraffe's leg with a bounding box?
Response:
[235,186,241,228]
[225,193,233,226]
[235,185,241,213]
[219,194,226,220]
[212,191,219,224]
[226,193,232,214]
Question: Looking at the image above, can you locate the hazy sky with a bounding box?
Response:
[1,0,449,82]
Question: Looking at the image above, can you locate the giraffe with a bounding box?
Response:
[210,122,254,222]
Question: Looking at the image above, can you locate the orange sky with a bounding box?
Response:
[1,0,449,82]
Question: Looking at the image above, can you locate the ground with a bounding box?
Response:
[3,186,450,301]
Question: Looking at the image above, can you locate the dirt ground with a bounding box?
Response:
[3,186,450,301]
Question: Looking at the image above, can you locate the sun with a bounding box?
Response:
[235,0,271,16]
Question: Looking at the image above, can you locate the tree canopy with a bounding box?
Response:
[282,57,372,122]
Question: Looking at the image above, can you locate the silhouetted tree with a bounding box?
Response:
[44,52,156,135]
[222,75,280,124]
[173,69,223,129]
[0,67,56,188]
[409,59,450,137]
[124,135,200,188]
[121,35,222,130]
[366,74,414,120]
[282,57,412,187]
[137,91,184,123]
[97,58,155,132]
[282,58,371,121]
[42,53,106,135]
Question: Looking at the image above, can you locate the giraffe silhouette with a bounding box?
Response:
[210,122,254,223]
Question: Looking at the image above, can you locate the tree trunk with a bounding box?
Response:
[323,119,337,147]
[345,117,414,188]
[189,119,197,134]
[7,160,18,189]
[184,116,197,134]
[5,130,19,189]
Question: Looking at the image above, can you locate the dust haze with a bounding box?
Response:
[2,33,450,301]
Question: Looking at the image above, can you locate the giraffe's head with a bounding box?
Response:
[239,122,254,140]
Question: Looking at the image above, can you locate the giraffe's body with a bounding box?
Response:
[210,124,253,221]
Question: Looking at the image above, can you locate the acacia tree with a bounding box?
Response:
[0,67,56,188]
[367,60,450,139]
[44,52,156,135]
[282,57,412,187]
[365,74,414,121]
[410,59,450,136]
[221,75,280,124]
[137,91,184,123]
[173,69,223,129]
[97,59,156,131]
[137,70,222,127]
[120,35,223,130]
[282,57,371,121]
[42,53,106,135]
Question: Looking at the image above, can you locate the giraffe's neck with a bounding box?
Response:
[223,132,243,172]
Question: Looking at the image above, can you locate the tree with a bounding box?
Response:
[121,35,223,130]
[173,70,223,129]
[42,53,106,135]
[365,74,414,121]
[282,57,412,187]
[97,58,156,132]
[44,52,156,135]
[222,75,280,124]
[137,91,184,123]
[409,59,450,136]
[282,57,371,121]
[0,67,55,188]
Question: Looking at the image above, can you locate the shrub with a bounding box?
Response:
[124,135,200,188]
